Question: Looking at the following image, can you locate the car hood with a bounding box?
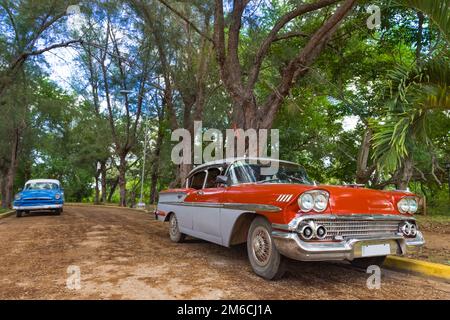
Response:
[320,185,410,215]
[227,183,411,215]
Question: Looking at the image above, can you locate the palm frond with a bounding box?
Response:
[371,56,450,173]
[396,0,450,43]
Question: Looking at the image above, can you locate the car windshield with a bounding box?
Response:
[228,160,312,185]
[25,182,59,190]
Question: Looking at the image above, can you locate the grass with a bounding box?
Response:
[416,215,450,224]
[0,208,12,215]
[415,214,450,234]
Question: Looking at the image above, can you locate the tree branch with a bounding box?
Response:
[247,0,341,90]
[157,0,213,42]
[260,0,356,129]
[10,39,82,70]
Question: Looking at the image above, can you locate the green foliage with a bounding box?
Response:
[396,0,450,43]
[371,56,450,173]
[0,0,448,210]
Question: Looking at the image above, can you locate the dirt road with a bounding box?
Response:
[0,205,448,299]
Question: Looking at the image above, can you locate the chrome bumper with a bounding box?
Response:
[272,230,425,261]
[13,204,63,210]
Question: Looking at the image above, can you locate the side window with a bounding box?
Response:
[228,161,258,185]
[189,171,206,190]
[205,168,222,188]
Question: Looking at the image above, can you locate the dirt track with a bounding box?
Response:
[0,205,448,300]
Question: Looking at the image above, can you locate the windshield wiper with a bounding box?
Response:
[257,178,280,184]
[286,175,305,183]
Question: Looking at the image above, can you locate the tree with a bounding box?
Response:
[371,0,449,189]
[371,56,449,189]
[206,0,357,130]
[0,0,82,99]
[74,3,154,206]
[134,0,216,185]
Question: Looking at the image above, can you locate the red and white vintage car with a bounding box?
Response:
[155,158,424,280]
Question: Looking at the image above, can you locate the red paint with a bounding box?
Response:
[162,183,416,225]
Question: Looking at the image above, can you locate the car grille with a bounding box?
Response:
[306,218,402,240]
[24,197,52,201]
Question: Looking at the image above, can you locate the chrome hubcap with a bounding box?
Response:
[169,215,178,237]
[252,226,272,266]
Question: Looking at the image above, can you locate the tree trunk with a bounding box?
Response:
[213,0,356,131]
[3,127,20,208]
[94,174,100,205]
[108,177,119,203]
[180,163,192,188]
[149,167,159,204]
[129,190,136,208]
[231,95,258,130]
[416,11,424,61]
[356,128,375,184]
[397,155,413,190]
[0,175,7,209]
[101,161,107,203]
[149,122,164,204]
[118,154,127,207]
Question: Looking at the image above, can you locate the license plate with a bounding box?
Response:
[361,244,391,257]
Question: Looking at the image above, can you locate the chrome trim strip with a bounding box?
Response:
[223,203,282,213]
[13,204,63,210]
[159,201,282,212]
[282,214,415,231]
[160,201,220,208]
[272,223,290,231]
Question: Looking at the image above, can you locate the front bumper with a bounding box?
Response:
[272,230,425,261]
[13,204,63,211]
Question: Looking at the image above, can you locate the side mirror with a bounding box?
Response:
[215,175,229,186]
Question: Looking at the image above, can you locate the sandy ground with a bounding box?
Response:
[409,231,450,265]
[0,205,448,300]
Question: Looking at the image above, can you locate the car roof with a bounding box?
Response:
[25,179,61,186]
[187,157,299,176]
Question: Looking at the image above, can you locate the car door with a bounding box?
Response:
[191,167,225,245]
[178,170,207,231]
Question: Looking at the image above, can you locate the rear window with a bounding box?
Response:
[189,171,206,190]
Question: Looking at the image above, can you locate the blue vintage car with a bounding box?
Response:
[13,179,64,217]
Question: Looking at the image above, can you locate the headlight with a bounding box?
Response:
[299,193,314,212]
[14,194,21,200]
[314,194,328,212]
[55,194,61,200]
[298,190,329,213]
[407,198,418,213]
[397,197,418,214]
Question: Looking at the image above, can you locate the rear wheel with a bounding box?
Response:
[351,256,386,269]
[16,210,22,218]
[247,216,286,280]
[169,213,185,243]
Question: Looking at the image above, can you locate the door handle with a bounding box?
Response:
[197,190,204,195]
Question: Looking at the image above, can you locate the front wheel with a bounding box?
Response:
[16,210,23,218]
[169,213,185,243]
[247,216,286,280]
[351,256,386,269]
[55,208,62,215]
